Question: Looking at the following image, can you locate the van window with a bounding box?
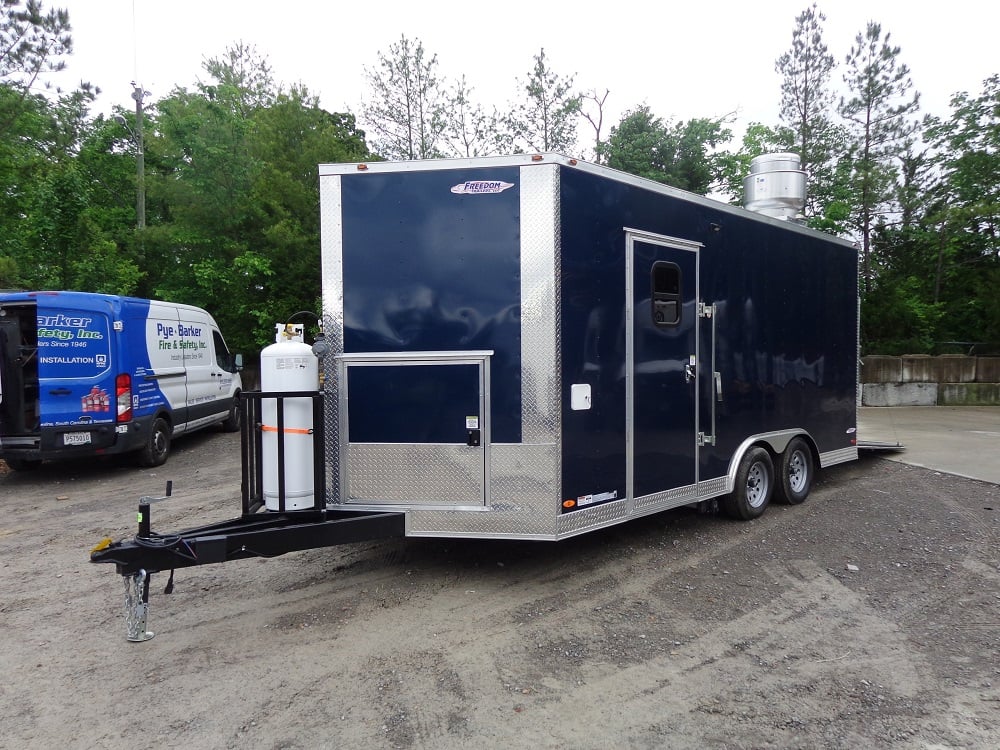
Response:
[213,331,234,371]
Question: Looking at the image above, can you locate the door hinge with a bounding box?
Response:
[697,431,716,447]
[698,301,715,318]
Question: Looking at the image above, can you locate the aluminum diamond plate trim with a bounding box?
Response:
[346,444,485,505]
[698,476,730,498]
[557,497,629,537]
[407,444,560,537]
[519,164,561,445]
[319,174,345,503]
[820,446,858,468]
[633,482,701,513]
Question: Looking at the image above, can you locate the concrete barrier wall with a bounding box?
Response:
[860,356,1000,406]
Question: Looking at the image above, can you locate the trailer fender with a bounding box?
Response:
[725,429,815,494]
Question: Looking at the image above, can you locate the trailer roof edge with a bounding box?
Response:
[317,154,856,248]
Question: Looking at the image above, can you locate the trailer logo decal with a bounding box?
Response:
[450,180,514,195]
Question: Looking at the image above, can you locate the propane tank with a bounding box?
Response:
[260,323,319,510]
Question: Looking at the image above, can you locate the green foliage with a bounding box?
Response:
[0,254,20,287]
[861,274,942,354]
[68,235,143,293]
[776,1,839,203]
[142,47,373,354]
[604,105,732,194]
[0,0,73,137]
[839,21,920,293]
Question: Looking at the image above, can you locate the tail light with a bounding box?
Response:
[116,373,132,422]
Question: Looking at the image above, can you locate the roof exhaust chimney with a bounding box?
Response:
[743,152,806,219]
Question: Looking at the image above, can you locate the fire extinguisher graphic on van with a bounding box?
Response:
[81,386,111,412]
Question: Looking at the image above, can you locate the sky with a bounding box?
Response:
[43,0,1000,154]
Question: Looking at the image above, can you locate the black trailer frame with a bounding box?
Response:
[90,391,405,640]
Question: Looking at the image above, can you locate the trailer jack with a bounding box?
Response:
[123,569,155,642]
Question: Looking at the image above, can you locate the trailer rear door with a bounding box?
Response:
[339,351,491,507]
[626,230,701,503]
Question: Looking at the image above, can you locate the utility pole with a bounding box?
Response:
[131,82,148,230]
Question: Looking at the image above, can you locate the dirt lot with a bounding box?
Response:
[1,431,998,749]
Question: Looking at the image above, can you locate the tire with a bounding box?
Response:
[776,437,813,505]
[221,394,242,433]
[721,446,774,520]
[138,417,171,467]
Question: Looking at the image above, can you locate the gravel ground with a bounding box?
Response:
[1,431,998,749]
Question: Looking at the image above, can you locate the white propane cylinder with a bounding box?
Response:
[260,334,319,511]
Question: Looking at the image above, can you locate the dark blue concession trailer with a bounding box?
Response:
[91,153,860,639]
[318,153,858,537]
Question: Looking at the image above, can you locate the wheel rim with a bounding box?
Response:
[746,461,770,508]
[787,449,808,493]
[153,429,167,457]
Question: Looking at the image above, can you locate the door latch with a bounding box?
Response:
[684,354,696,384]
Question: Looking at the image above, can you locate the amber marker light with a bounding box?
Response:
[357,163,368,170]
[531,154,543,161]
[562,499,576,508]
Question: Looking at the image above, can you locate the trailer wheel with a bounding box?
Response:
[776,437,813,505]
[721,446,774,520]
[138,417,171,467]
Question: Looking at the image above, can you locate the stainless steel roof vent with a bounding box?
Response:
[743,152,806,219]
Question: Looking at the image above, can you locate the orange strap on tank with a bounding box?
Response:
[260,425,313,435]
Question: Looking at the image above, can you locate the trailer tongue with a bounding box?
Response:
[90,390,405,641]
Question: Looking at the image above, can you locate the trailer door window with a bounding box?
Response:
[651,261,681,326]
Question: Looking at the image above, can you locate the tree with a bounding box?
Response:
[438,74,495,158]
[0,0,72,136]
[775,3,841,219]
[503,48,580,154]
[603,105,731,194]
[580,87,610,164]
[921,75,1000,345]
[0,73,128,294]
[200,41,276,118]
[363,35,444,160]
[148,46,372,352]
[838,21,920,293]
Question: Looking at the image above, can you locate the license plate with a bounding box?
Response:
[63,432,92,446]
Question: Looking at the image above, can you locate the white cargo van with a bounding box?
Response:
[0,291,243,469]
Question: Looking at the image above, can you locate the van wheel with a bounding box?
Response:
[776,437,813,504]
[138,418,171,467]
[721,446,774,520]
[221,396,242,433]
